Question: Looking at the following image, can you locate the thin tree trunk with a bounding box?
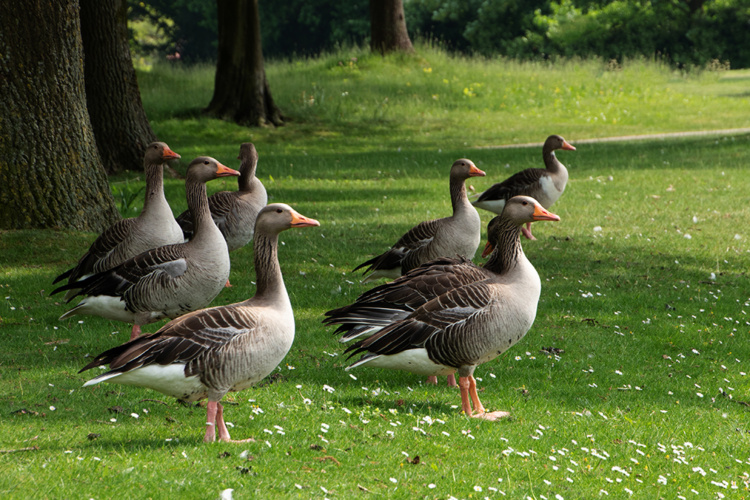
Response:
[370,0,414,55]
[0,0,120,231]
[80,0,157,174]
[205,0,283,127]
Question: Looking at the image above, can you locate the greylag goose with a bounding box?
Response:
[53,142,184,299]
[342,196,560,420]
[473,135,574,239]
[325,217,508,387]
[52,157,240,340]
[78,204,319,443]
[353,159,485,282]
[175,143,267,286]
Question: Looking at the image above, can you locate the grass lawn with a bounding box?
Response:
[2,47,750,498]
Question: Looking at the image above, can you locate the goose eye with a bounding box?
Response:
[276,208,283,213]
[204,160,210,165]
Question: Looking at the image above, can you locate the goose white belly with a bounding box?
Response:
[85,363,207,401]
[473,198,506,215]
[349,349,456,377]
[537,175,563,207]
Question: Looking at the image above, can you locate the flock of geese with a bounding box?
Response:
[51,135,575,442]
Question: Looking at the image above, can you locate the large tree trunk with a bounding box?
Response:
[80,0,157,175]
[205,0,283,127]
[0,0,120,231]
[370,0,414,55]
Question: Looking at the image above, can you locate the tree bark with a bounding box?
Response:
[205,0,283,127]
[370,0,414,55]
[80,0,157,174]
[0,0,120,231]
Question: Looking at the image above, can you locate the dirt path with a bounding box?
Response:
[477,127,750,149]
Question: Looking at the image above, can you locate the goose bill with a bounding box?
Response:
[163,147,181,160]
[215,162,241,177]
[290,210,320,228]
[481,240,494,258]
[469,165,486,177]
[532,205,560,221]
[562,140,576,151]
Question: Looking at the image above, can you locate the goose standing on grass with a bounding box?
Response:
[176,143,267,287]
[52,157,240,340]
[353,159,486,282]
[343,196,560,420]
[473,135,574,239]
[325,217,508,387]
[53,142,184,299]
[78,204,320,443]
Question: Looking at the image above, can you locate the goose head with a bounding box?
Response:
[544,134,576,153]
[450,158,486,180]
[481,196,560,257]
[185,157,240,183]
[256,203,320,235]
[238,143,258,164]
[145,141,181,164]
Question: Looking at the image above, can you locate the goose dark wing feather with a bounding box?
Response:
[80,305,249,376]
[475,168,546,202]
[54,218,137,284]
[347,281,493,361]
[53,244,187,300]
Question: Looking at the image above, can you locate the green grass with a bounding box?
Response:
[2,46,750,498]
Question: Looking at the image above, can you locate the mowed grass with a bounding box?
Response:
[2,46,750,498]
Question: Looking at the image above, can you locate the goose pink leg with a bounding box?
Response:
[521,223,536,240]
[458,375,510,421]
[130,325,142,340]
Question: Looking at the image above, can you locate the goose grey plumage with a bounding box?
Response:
[51,157,240,340]
[175,143,267,286]
[342,196,560,420]
[78,204,319,443]
[473,135,574,239]
[353,159,486,282]
[52,142,184,299]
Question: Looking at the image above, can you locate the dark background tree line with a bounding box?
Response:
[131,0,750,69]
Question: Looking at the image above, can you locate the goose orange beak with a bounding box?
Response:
[163,146,181,160]
[481,240,494,258]
[562,140,576,151]
[215,162,241,177]
[469,165,486,177]
[532,204,560,221]
[290,210,320,228]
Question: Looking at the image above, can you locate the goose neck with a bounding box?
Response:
[238,162,257,191]
[483,222,524,274]
[142,163,167,211]
[253,231,285,299]
[449,176,471,213]
[185,179,211,235]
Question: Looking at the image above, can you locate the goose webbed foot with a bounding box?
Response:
[458,375,510,420]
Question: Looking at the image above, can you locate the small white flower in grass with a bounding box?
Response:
[390,478,397,484]
[110,418,116,422]
[49,406,56,411]
[220,488,234,500]
[428,484,436,489]
[442,431,450,437]
[349,373,357,380]
[294,484,302,490]
[323,384,335,393]
[474,485,483,492]
[265,440,271,448]
[181,451,188,459]
[296,384,302,389]
[696,392,703,398]
[556,495,565,500]
[599,490,608,496]
[735,234,742,240]
[684,234,692,239]
[593,226,602,232]
[615,370,622,375]
[130,413,139,419]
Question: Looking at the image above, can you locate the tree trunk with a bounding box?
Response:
[0,0,120,231]
[370,0,414,55]
[80,0,157,175]
[205,0,283,127]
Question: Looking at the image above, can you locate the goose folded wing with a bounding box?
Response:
[476,168,545,202]
[80,306,253,376]
[346,280,493,359]
[67,244,188,299]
